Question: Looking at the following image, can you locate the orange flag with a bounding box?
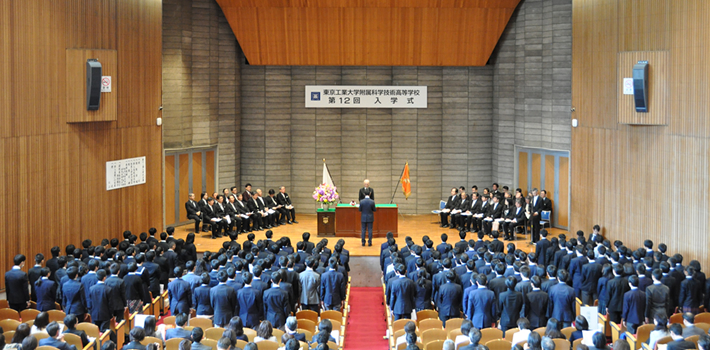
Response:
[401,162,411,199]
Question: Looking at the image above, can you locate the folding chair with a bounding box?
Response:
[561,326,575,340]
[205,327,225,340]
[479,328,503,345]
[695,312,710,324]
[540,211,551,229]
[552,338,570,350]
[626,324,655,350]
[416,310,439,324]
[63,332,83,350]
[432,201,446,223]
[297,319,316,334]
[424,340,446,350]
[21,309,40,322]
[76,322,100,338]
[421,329,448,346]
[296,310,319,324]
[189,317,213,329]
[0,308,20,321]
[166,338,183,350]
[47,310,66,323]
[444,318,463,332]
[486,339,513,350]
[419,319,443,332]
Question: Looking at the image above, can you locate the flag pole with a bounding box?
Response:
[389,161,407,204]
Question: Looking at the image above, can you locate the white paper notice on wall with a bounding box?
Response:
[106,156,146,191]
[101,76,112,92]
[623,78,634,95]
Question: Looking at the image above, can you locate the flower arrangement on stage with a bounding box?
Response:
[313,183,340,204]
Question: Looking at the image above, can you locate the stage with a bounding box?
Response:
[171,214,569,257]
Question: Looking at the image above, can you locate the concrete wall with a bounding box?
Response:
[162,0,241,189]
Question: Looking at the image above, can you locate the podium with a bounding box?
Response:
[334,203,398,238]
[317,208,336,236]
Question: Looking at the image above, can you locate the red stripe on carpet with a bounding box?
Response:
[345,287,389,350]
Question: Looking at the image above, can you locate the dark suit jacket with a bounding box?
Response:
[436,282,463,321]
[276,192,292,206]
[5,268,30,305]
[581,262,603,293]
[646,283,670,319]
[39,337,78,350]
[168,278,192,315]
[28,265,43,302]
[666,339,696,350]
[193,285,213,316]
[359,197,376,223]
[106,275,127,311]
[499,290,524,330]
[211,283,238,327]
[62,279,87,315]
[263,286,290,329]
[165,327,192,340]
[569,256,588,291]
[465,286,496,329]
[124,273,150,304]
[469,199,482,214]
[359,187,374,201]
[64,329,90,347]
[321,269,346,306]
[489,239,504,253]
[236,285,262,329]
[388,276,417,315]
[622,288,646,325]
[88,282,113,321]
[525,290,549,328]
[35,278,58,311]
[548,282,576,323]
[185,200,200,219]
[444,195,460,211]
[679,277,702,309]
[486,202,504,219]
[606,276,629,312]
[535,239,552,266]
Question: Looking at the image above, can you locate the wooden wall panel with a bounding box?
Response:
[531,153,541,190]
[0,0,162,290]
[558,157,569,228]
[518,151,528,195]
[617,51,669,125]
[206,150,215,194]
[192,153,203,196]
[572,0,710,269]
[165,155,176,226]
[66,49,118,123]
[217,0,520,66]
[544,155,556,220]
[178,154,190,224]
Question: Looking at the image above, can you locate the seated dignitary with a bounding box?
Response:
[276,186,297,224]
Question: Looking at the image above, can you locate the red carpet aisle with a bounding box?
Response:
[344,287,389,350]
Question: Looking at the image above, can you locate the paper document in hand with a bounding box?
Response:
[225,216,231,224]
[240,214,249,219]
[211,218,221,222]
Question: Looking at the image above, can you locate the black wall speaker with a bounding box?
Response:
[633,61,649,113]
[86,59,102,110]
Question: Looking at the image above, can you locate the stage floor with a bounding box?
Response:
[171,214,569,257]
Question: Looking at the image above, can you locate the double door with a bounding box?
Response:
[516,147,570,229]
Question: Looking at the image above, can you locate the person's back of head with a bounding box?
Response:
[683,312,695,325]
[592,332,606,349]
[541,337,556,350]
[179,339,192,350]
[21,336,37,350]
[613,339,630,350]
[528,332,542,350]
[191,327,204,343]
[698,334,710,350]
[442,339,455,350]
[284,339,300,350]
[46,322,60,338]
[669,323,683,338]
[517,317,531,330]
[406,332,417,346]
[130,327,146,343]
[468,328,482,346]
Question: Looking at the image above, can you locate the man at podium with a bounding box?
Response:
[358,179,374,202]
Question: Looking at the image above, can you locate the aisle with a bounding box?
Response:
[344,287,389,350]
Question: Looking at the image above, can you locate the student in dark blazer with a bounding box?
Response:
[236,272,263,329]
[88,270,113,332]
[646,269,671,323]
[452,192,471,231]
[387,264,417,320]
[482,196,503,236]
[263,272,290,329]
[502,200,526,241]
[63,314,90,347]
[5,254,30,311]
[124,262,150,313]
[28,254,45,303]
[679,266,702,314]
[143,251,161,299]
[185,193,202,233]
[39,322,78,350]
[526,276,549,329]
[534,230,552,266]
[467,193,483,232]
[548,269,576,328]
[35,267,58,312]
[192,273,213,318]
[61,267,87,320]
[465,274,497,329]
[359,194,376,246]
[666,324,696,350]
[606,264,629,324]
[190,328,212,350]
[165,314,192,340]
[106,264,127,321]
[168,267,192,316]
[581,250,603,306]
[568,246,588,298]
[211,270,238,328]
[437,270,463,324]
[321,258,346,311]
[621,275,646,334]
[499,277,525,336]
[123,327,147,350]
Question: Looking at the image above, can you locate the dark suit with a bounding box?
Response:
[530,195,543,242]
[165,327,192,340]
[106,275,127,320]
[666,340,696,350]
[482,202,504,235]
[321,269,346,310]
[124,272,150,307]
[468,200,482,231]
[28,265,43,303]
[440,195,460,227]
[263,285,290,329]
[359,197,376,244]
[168,277,192,316]
[646,283,670,320]
[39,337,78,350]
[606,276,629,323]
[502,206,526,239]
[451,198,471,229]
[525,289,549,328]
[88,282,113,331]
[499,290,524,333]
[387,276,417,320]
[581,262,603,305]
[211,283,237,327]
[535,239,552,266]
[359,187,374,201]
[186,199,202,232]
[234,199,251,232]
[193,284,213,316]
[35,278,58,311]
[236,285,262,329]
[548,282,576,325]
[436,281,463,323]
[465,286,497,329]
[143,261,161,298]
[622,288,646,334]
[122,341,147,350]
[246,198,264,230]
[276,192,296,222]
[265,196,286,225]
[569,256,588,298]
[5,267,30,311]
[203,203,226,237]
[62,279,87,317]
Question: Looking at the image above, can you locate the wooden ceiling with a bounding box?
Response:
[216,0,521,66]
